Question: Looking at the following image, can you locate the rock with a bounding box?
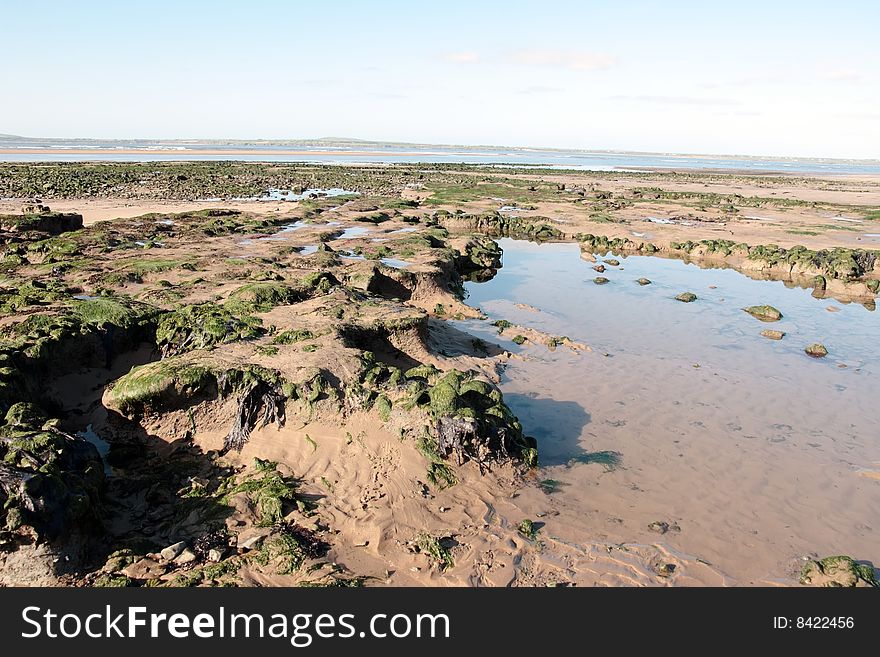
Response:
[636,278,651,286]
[160,541,186,561]
[760,330,785,340]
[605,259,620,266]
[174,549,198,565]
[648,520,681,534]
[743,305,783,321]
[675,292,697,302]
[235,526,271,551]
[207,548,224,563]
[800,555,878,587]
[580,252,596,263]
[238,535,266,551]
[121,558,167,581]
[805,343,828,358]
[593,277,610,285]
[654,563,677,578]
[593,264,606,273]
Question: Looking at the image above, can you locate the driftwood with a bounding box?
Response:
[221,379,286,453]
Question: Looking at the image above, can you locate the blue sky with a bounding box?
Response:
[1,1,878,157]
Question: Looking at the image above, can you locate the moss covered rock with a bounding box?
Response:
[743,305,783,321]
[800,555,878,587]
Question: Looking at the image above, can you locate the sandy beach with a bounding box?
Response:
[1,161,877,588]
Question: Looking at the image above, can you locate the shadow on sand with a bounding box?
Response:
[502,392,620,468]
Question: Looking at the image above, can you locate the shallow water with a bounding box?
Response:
[5,139,880,174]
[261,187,358,201]
[333,226,372,240]
[460,239,880,583]
[77,423,112,475]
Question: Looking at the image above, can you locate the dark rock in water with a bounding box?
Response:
[456,235,502,273]
[636,278,651,286]
[605,259,620,266]
[593,264,605,273]
[800,555,878,587]
[743,305,783,321]
[675,292,697,302]
[761,329,786,340]
[593,277,610,285]
[805,343,828,358]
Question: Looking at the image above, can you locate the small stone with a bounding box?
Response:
[761,329,785,340]
[805,343,828,358]
[675,292,697,302]
[636,278,652,286]
[593,264,606,273]
[605,259,620,266]
[238,535,265,551]
[160,541,186,562]
[655,563,677,578]
[594,277,610,285]
[648,521,670,534]
[207,548,224,563]
[174,549,198,565]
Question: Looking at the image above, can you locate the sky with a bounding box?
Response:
[1,0,878,158]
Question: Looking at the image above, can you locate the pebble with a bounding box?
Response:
[174,549,198,565]
[160,541,186,561]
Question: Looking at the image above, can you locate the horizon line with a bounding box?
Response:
[1,132,878,165]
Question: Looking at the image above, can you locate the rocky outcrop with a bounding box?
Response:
[0,211,83,235]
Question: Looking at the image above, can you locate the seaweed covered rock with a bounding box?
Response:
[105,359,218,416]
[675,292,697,303]
[800,555,878,587]
[0,211,83,235]
[0,405,104,546]
[805,343,828,358]
[156,303,264,356]
[414,369,537,468]
[456,235,502,273]
[447,212,563,241]
[743,305,783,322]
[106,358,292,451]
[0,297,158,410]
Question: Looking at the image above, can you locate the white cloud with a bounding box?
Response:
[608,94,741,107]
[442,52,480,64]
[817,67,863,82]
[510,49,617,71]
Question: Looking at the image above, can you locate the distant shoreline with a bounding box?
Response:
[0,148,450,157]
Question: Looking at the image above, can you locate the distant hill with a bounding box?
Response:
[1,133,878,164]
